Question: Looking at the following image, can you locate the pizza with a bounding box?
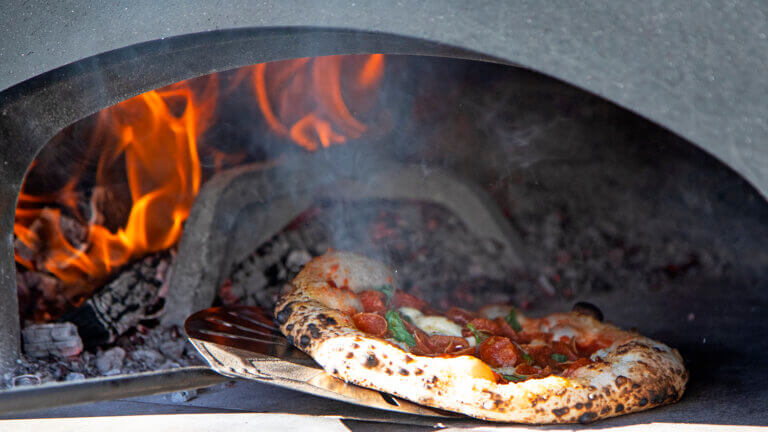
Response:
[274,251,688,423]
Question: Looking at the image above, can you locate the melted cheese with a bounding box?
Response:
[398,307,464,337]
[549,326,578,341]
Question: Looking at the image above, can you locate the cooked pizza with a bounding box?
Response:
[274,251,687,423]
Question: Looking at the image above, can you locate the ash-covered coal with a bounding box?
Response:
[219,197,727,312]
[1,324,203,390]
[221,199,521,310]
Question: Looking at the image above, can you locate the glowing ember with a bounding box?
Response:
[13,54,385,309]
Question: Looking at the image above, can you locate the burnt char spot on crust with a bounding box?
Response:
[615,404,625,413]
[578,412,598,424]
[285,324,294,332]
[307,323,320,338]
[346,352,354,359]
[552,407,569,417]
[650,391,666,404]
[364,354,379,368]
[615,341,651,355]
[399,368,410,376]
[669,389,679,401]
[600,406,611,415]
[299,335,311,348]
[414,369,424,375]
[275,302,296,325]
[317,314,338,326]
[574,403,583,409]
[615,375,629,387]
[639,398,649,407]
[529,394,548,407]
[404,356,414,363]
[429,376,439,384]
[352,343,360,349]
[385,368,393,375]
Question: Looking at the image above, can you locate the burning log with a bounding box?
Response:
[61,251,173,348]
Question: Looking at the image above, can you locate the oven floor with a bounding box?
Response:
[1,278,766,430]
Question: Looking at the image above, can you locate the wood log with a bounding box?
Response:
[60,251,172,348]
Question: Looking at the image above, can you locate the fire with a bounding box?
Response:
[13,54,385,308]
[15,76,218,296]
[252,54,385,151]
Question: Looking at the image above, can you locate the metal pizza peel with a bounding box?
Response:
[184,305,457,418]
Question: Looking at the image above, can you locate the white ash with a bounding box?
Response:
[96,347,125,374]
[1,325,203,390]
[166,389,198,403]
[65,372,85,381]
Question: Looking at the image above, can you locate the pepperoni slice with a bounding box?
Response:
[401,319,435,355]
[358,290,387,314]
[351,312,388,337]
[561,357,593,377]
[393,291,430,312]
[516,330,547,344]
[478,336,522,367]
[429,335,471,354]
[446,307,475,325]
[494,317,522,341]
[550,341,578,361]
[575,336,612,357]
[461,318,501,340]
[514,363,540,376]
[411,329,435,356]
[523,344,555,367]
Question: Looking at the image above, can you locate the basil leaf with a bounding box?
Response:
[510,340,534,365]
[551,353,568,362]
[466,323,489,344]
[374,284,394,303]
[505,308,523,332]
[385,310,415,347]
[500,372,528,383]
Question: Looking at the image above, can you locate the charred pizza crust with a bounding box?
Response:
[275,252,688,424]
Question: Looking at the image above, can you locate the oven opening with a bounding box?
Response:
[6,53,768,426]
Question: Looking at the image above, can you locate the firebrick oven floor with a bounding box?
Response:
[2,277,766,430]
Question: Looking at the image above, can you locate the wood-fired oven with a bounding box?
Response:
[1,2,767,429]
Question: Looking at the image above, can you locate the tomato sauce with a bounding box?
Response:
[348,289,606,382]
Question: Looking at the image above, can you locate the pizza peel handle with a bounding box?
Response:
[185,305,457,418]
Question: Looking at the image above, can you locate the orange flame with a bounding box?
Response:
[14,54,385,306]
[15,76,218,295]
[252,54,385,151]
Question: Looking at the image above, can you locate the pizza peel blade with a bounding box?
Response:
[185,305,458,418]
